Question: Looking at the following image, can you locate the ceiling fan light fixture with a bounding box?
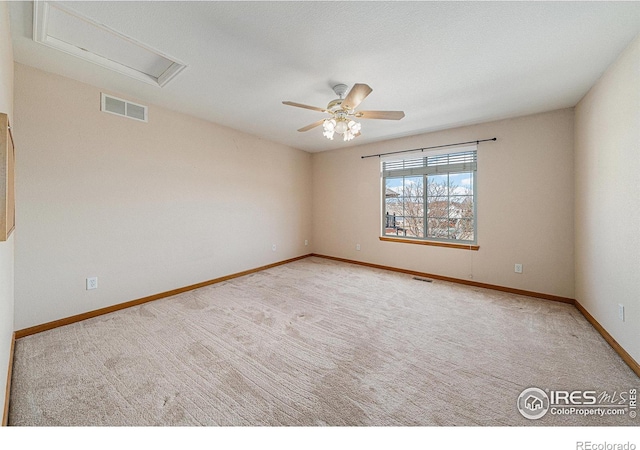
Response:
[322,119,336,140]
[323,118,335,132]
[341,120,361,141]
[334,119,348,135]
[349,120,361,134]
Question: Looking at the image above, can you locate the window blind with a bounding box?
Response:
[382,149,477,178]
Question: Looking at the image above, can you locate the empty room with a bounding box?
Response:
[0,0,639,442]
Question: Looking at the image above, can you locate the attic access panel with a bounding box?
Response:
[33,1,187,87]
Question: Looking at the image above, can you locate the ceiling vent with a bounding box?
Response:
[33,1,187,87]
[101,93,148,122]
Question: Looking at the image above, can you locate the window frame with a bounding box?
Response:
[381,148,478,246]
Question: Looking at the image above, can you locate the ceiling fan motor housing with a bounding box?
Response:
[327,98,344,111]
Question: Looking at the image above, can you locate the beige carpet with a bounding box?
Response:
[9,257,639,426]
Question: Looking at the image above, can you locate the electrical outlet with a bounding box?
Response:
[356,244,361,251]
[305,240,308,246]
[272,244,276,252]
[86,277,98,290]
[618,304,625,322]
[514,264,523,274]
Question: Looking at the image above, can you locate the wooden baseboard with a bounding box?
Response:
[311,253,575,304]
[2,332,15,426]
[15,254,313,339]
[574,301,640,378]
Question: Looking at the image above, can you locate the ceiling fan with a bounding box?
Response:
[282,83,405,141]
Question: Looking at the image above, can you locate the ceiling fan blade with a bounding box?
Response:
[297,119,325,132]
[356,110,405,120]
[342,83,373,111]
[282,101,327,113]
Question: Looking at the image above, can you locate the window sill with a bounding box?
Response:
[379,236,479,251]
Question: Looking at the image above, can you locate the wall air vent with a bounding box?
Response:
[101,93,148,122]
[33,1,187,87]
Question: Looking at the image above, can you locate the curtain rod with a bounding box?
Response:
[360,137,497,159]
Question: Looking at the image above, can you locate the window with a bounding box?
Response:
[382,147,477,244]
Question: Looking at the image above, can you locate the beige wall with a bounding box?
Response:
[13,64,312,330]
[0,1,14,422]
[312,108,575,298]
[575,34,640,364]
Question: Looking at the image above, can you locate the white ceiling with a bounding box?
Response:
[9,1,640,153]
